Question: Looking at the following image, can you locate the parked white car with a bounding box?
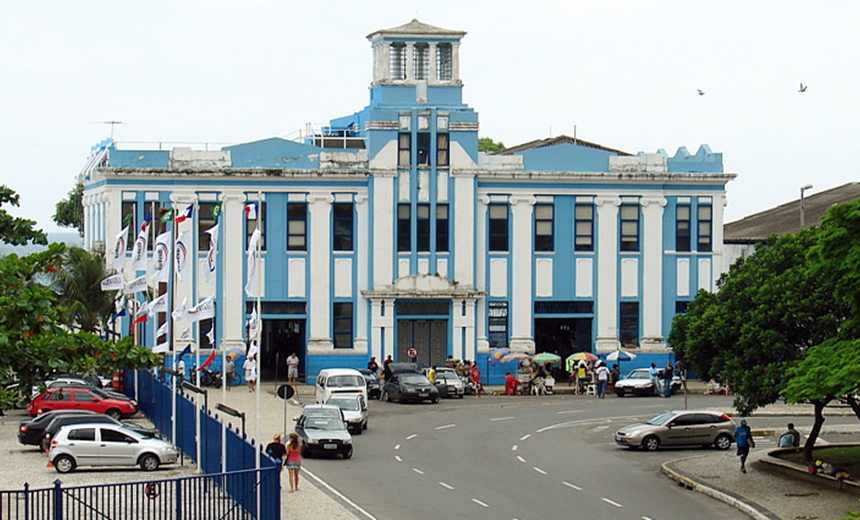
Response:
[48,423,180,473]
[325,394,368,434]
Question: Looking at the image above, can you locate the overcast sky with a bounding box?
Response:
[2,0,857,234]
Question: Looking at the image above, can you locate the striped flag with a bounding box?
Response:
[201,223,219,286]
[150,231,171,283]
[174,231,188,283]
[112,226,129,270]
[244,228,261,297]
[175,204,194,224]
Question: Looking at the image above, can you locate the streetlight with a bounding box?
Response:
[800,184,814,228]
[216,402,246,437]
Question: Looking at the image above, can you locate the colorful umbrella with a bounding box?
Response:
[226,347,244,359]
[566,351,598,364]
[500,352,532,363]
[489,348,509,366]
[531,352,561,365]
[605,350,636,362]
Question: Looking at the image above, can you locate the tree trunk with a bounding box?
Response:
[802,400,827,466]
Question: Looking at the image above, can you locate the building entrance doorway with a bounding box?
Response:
[396,319,447,367]
[261,319,305,383]
[533,318,592,381]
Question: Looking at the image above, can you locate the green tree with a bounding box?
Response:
[54,181,84,236]
[478,137,506,153]
[0,185,47,245]
[54,246,115,333]
[669,228,845,415]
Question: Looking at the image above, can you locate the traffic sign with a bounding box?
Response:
[406,347,418,358]
[277,384,295,400]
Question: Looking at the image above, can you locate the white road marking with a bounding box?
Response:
[532,467,547,475]
[516,455,527,463]
[511,444,518,451]
[302,467,377,520]
[394,444,400,450]
[642,517,654,520]
[601,497,623,508]
[520,434,531,441]
[562,481,582,491]
[434,424,456,430]
[439,482,455,490]
[412,468,425,475]
[472,498,489,508]
[490,416,515,422]
[406,434,417,440]
[556,410,584,415]
[594,425,609,430]
[394,455,402,462]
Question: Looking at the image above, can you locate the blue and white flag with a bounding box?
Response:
[153,341,170,354]
[150,231,171,283]
[244,228,261,297]
[174,231,189,283]
[150,293,167,314]
[188,296,215,322]
[131,213,151,272]
[172,297,187,322]
[156,321,168,338]
[112,226,129,270]
[100,273,124,292]
[124,275,147,295]
[201,223,219,286]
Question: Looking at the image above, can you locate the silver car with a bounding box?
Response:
[614,410,735,451]
[48,423,180,473]
[295,404,353,459]
[325,394,368,434]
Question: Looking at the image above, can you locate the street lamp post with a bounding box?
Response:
[800,183,814,228]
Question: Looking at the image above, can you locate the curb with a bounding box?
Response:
[661,460,781,520]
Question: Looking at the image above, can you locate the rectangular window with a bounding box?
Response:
[436,204,449,252]
[333,202,354,251]
[398,133,411,168]
[619,302,640,348]
[436,133,449,167]
[333,302,354,349]
[417,132,430,166]
[437,43,452,80]
[197,203,217,252]
[534,203,554,252]
[199,318,214,348]
[489,204,509,252]
[397,204,411,252]
[676,205,691,252]
[416,204,431,252]
[246,202,266,251]
[287,203,307,251]
[574,204,594,252]
[390,43,406,80]
[413,43,429,80]
[697,205,713,252]
[620,204,639,252]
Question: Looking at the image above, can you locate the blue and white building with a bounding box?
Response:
[81,20,735,384]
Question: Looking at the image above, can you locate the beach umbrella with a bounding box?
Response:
[500,352,532,363]
[567,351,599,363]
[489,348,509,366]
[531,352,561,365]
[605,350,636,362]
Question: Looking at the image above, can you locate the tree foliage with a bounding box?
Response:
[0,185,47,245]
[54,247,115,333]
[478,137,506,153]
[669,228,845,415]
[53,181,84,236]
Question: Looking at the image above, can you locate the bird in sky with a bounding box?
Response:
[697,89,705,96]
[798,82,808,92]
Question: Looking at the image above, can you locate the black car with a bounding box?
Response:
[41,414,160,452]
[18,410,98,447]
[384,373,440,404]
[357,369,381,399]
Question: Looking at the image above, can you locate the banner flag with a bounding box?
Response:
[150,232,172,283]
[201,223,219,286]
[124,275,147,295]
[112,226,129,270]
[156,322,168,338]
[175,204,194,223]
[244,228,261,297]
[197,350,216,371]
[172,297,188,322]
[188,296,215,322]
[244,201,258,220]
[109,307,127,324]
[150,293,167,314]
[133,313,148,325]
[247,307,258,342]
[100,273,124,292]
[175,231,188,283]
[153,341,170,354]
[177,344,192,358]
[179,327,191,340]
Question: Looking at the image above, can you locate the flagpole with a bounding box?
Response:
[191,201,202,473]
[170,206,178,447]
[255,192,262,520]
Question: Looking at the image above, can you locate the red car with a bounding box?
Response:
[28,388,138,419]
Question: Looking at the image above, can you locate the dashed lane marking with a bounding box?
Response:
[394,444,400,450]
[412,468,425,475]
[512,444,518,451]
[557,410,585,415]
[516,456,527,463]
[472,498,489,508]
[439,482,454,490]
[520,434,531,441]
[394,455,402,462]
[532,467,547,475]
[406,434,418,440]
[601,497,623,508]
[434,424,456,430]
[491,416,515,422]
[562,481,582,491]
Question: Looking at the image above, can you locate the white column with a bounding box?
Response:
[508,196,535,353]
[595,197,620,354]
[372,175,395,289]
[453,174,475,287]
[475,197,489,352]
[307,194,333,352]
[640,197,666,349]
[405,42,415,82]
[428,43,438,83]
[354,195,369,352]
[451,42,461,82]
[221,193,247,353]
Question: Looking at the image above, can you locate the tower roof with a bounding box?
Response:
[367,19,466,41]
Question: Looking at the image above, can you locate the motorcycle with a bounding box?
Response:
[189,365,223,388]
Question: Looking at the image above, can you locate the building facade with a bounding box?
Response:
[81,20,735,383]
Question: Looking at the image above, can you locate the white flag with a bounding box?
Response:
[175,231,189,283]
[247,341,258,359]
[244,228,261,297]
[247,307,258,341]
[201,223,219,286]
[188,296,215,322]
[150,293,167,314]
[153,341,170,354]
[205,327,215,345]
[150,232,172,283]
[112,226,129,270]
[156,322,168,338]
[124,275,147,295]
[100,273,124,292]
[131,228,149,272]
[172,297,187,322]
[179,327,191,340]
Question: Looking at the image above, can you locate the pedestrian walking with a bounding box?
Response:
[286,352,300,385]
[244,355,257,392]
[661,361,674,398]
[265,433,287,468]
[224,354,235,390]
[734,419,755,473]
[470,362,483,398]
[286,433,302,492]
[594,361,610,398]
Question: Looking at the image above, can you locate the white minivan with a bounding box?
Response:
[315,368,366,403]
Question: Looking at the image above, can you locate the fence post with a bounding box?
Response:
[23,482,30,520]
[175,476,182,519]
[52,480,63,520]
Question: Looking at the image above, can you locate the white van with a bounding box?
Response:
[315,368,366,404]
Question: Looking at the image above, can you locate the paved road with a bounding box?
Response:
[303,394,746,520]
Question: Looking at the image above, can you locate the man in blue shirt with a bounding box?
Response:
[734,419,755,473]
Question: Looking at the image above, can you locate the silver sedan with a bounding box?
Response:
[614,410,735,451]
